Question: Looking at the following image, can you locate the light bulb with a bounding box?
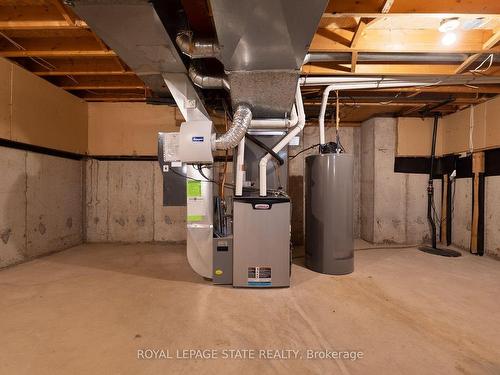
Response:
[441,32,457,46]
[438,18,460,33]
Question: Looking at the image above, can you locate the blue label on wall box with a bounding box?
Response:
[192,136,204,142]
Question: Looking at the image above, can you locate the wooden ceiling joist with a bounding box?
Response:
[62,85,145,90]
[455,29,500,73]
[311,29,500,53]
[324,0,500,15]
[0,0,498,120]
[49,0,76,26]
[350,51,357,73]
[35,70,136,76]
[0,49,116,57]
[0,20,88,29]
[303,63,500,76]
[350,18,370,48]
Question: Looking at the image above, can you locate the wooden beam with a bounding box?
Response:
[398,104,427,116]
[83,97,146,102]
[35,71,136,76]
[50,0,77,26]
[0,50,116,57]
[470,152,485,254]
[0,20,88,30]
[454,29,500,73]
[93,34,109,51]
[381,0,394,14]
[483,29,500,50]
[441,174,448,244]
[62,85,145,90]
[455,53,481,74]
[350,18,369,48]
[350,51,357,73]
[311,29,500,53]
[302,63,462,75]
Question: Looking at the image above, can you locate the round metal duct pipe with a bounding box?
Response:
[214,104,252,150]
[176,30,220,59]
[188,65,229,91]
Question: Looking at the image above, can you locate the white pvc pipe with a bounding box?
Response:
[259,84,305,196]
[235,136,245,196]
[318,80,432,145]
[249,105,298,129]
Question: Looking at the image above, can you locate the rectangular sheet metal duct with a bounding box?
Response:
[71,0,185,96]
[210,0,328,117]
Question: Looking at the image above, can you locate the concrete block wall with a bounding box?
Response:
[289,126,361,245]
[452,176,500,258]
[452,178,472,250]
[0,146,83,268]
[85,159,186,243]
[485,176,500,257]
[360,118,441,245]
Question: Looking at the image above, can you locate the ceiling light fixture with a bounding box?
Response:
[441,32,457,46]
[438,17,460,33]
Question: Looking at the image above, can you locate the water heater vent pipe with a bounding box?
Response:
[259,83,305,196]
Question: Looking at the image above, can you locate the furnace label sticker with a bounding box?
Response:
[187,180,205,222]
[248,266,271,286]
[187,180,202,197]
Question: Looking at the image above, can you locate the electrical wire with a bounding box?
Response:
[470,53,494,74]
[169,165,283,195]
[289,143,320,160]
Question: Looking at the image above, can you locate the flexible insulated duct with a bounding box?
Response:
[215,104,252,150]
[188,65,229,90]
[176,30,220,59]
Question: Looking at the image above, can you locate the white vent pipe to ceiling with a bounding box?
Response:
[300,75,500,144]
[259,83,305,196]
[316,79,431,144]
[233,105,298,196]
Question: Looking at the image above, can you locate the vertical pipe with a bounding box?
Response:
[235,137,245,196]
[427,114,439,249]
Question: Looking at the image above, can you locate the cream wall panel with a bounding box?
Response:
[10,64,88,154]
[397,117,444,156]
[0,58,11,140]
[88,102,179,156]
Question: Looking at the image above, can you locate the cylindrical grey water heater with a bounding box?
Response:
[305,153,354,275]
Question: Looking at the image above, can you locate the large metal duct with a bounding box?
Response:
[209,0,328,118]
[70,0,185,97]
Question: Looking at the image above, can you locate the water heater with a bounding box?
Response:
[305,153,354,275]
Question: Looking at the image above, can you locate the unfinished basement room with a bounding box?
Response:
[1,1,500,374]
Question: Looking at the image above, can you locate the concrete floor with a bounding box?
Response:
[1,243,499,375]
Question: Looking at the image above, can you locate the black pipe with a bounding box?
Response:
[427,114,439,249]
[245,133,285,165]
